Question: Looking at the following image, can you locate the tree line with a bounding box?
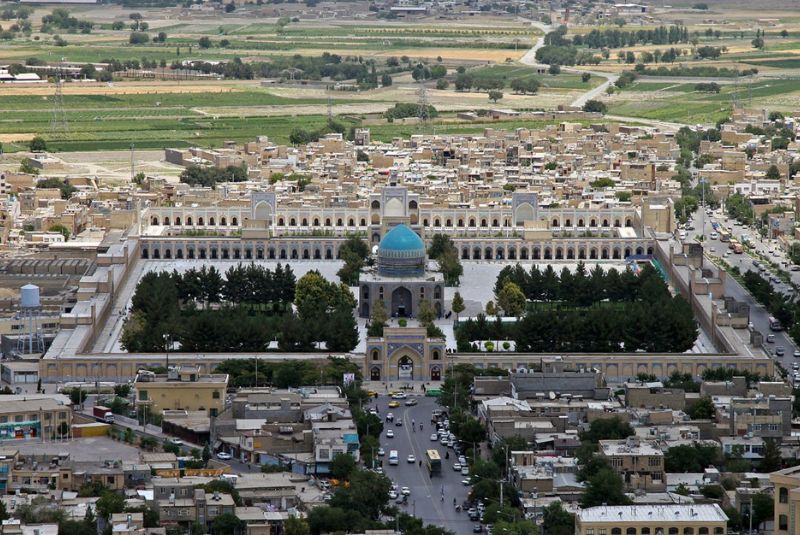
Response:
[121,266,360,353]
[179,164,248,188]
[574,25,689,49]
[456,264,697,353]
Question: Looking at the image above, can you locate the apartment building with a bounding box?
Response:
[599,438,666,492]
[0,394,72,443]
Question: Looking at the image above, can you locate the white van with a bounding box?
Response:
[389,450,399,465]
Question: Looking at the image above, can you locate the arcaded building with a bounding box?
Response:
[358,224,444,319]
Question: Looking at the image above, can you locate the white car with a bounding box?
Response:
[378,448,385,456]
[430,433,439,441]
[462,479,471,486]
[407,455,416,463]
[216,452,232,460]
[440,437,448,446]
[386,429,395,438]
[405,399,418,406]
[388,490,398,499]
[458,456,466,465]
[461,467,470,476]
[710,232,718,239]
[169,438,184,446]
[401,487,411,496]
[453,462,462,471]
[391,392,408,399]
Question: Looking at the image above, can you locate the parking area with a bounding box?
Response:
[15,437,142,462]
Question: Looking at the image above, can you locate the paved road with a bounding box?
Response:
[567,69,619,108]
[682,208,798,371]
[372,395,475,535]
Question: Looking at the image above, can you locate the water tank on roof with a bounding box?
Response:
[20,284,40,309]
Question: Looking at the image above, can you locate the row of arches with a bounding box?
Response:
[458,245,653,261]
[552,217,633,229]
[607,528,723,535]
[141,245,339,261]
[151,215,239,227]
[277,216,369,228]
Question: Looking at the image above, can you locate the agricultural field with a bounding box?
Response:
[607,78,800,125]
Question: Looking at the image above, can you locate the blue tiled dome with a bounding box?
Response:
[377,225,425,277]
[379,225,425,254]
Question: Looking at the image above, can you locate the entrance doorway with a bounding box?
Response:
[370,367,381,381]
[391,287,412,317]
[398,356,414,380]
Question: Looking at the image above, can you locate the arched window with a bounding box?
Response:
[313,218,320,226]
[175,217,181,226]
[186,217,193,226]
[612,529,621,535]
[565,219,571,227]
[151,216,158,225]
[423,219,429,227]
[221,217,227,226]
[578,218,584,227]
[481,219,487,227]
[492,219,499,227]
[627,529,637,535]
[278,218,285,226]
[371,200,380,209]
[198,217,204,226]
[302,218,308,226]
[552,218,559,227]
[409,200,418,210]
[434,218,441,227]
[232,217,238,226]
[642,529,651,535]
[780,514,788,530]
[325,218,332,226]
[669,529,679,535]
[469,218,476,227]
[360,218,367,226]
[337,218,343,226]
[209,217,215,226]
[372,350,379,361]
[446,219,452,227]
[290,218,296,226]
[457,219,464,227]
[348,218,355,226]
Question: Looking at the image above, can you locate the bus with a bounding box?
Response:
[389,450,399,466]
[425,449,441,476]
[719,229,731,243]
[769,316,783,332]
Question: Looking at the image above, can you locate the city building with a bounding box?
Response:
[575,504,728,535]
[133,366,228,417]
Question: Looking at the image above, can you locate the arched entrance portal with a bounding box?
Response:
[391,286,412,317]
[370,366,381,381]
[398,355,414,380]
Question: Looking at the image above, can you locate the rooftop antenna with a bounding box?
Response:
[50,59,69,136]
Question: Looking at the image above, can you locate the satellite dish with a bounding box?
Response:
[548,391,556,400]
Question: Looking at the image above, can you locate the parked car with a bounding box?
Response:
[216,452,232,460]
[776,346,785,357]
[378,448,385,457]
[453,463,462,471]
[430,433,439,441]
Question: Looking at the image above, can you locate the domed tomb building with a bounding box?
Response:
[358,224,444,319]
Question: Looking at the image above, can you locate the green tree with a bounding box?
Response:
[29,136,47,152]
[542,502,574,535]
[198,36,212,48]
[580,417,634,443]
[95,490,125,519]
[487,90,503,103]
[48,224,70,241]
[688,396,715,420]
[759,438,781,472]
[212,513,242,535]
[330,453,357,480]
[583,100,607,114]
[451,291,465,322]
[337,236,370,286]
[751,492,774,529]
[582,468,630,507]
[284,516,310,535]
[496,281,526,317]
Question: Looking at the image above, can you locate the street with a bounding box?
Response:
[371,395,476,535]
[684,207,798,370]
